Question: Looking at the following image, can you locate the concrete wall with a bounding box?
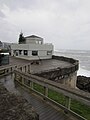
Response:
[25,37,43,44]
[34,55,79,88]
[61,71,77,88]
[11,43,53,60]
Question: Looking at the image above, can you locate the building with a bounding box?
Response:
[0,41,3,49]
[11,34,53,60]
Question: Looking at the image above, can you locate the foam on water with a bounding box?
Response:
[78,67,90,77]
[54,49,90,77]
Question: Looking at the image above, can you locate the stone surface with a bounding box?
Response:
[0,83,39,120]
[77,75,90,92]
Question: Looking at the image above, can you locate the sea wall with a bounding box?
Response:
[52,55,79,69]
[34,55,79,88]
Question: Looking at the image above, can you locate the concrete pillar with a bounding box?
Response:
[70,71,77,88]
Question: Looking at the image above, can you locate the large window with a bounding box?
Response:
[47,51,52,55]
[19,50,22,55]
[24,50,28,55]
[32,51,38,56]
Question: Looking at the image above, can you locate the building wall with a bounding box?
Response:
[62,71,77,88]
[11,43,53,60]
[25,37,43,44]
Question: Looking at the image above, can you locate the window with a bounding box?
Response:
[16,51,18,56]
[19,50,22,55]
[32,51,38,56]
[47,51,52,55]
[24,50,28,55]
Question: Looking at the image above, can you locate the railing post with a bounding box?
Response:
[15,66,17,69]
[30,81,33,90]
[25,66,26,73]
[65,96,71,110]
[14,72,16,80]
[28,64,30,73]
[11,67,12,72]
[68,97,71,110]
[22,77,24,84]
[4,69,5,74]
[44,86,48,100]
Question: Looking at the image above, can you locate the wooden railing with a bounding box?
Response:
[0,63,31,77]
[0,66,17,77]
[14,69,90,120]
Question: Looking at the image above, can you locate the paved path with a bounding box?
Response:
[0,74,73,120]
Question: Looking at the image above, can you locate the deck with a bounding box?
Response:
[0,56,73,74]
[0,74,73,120]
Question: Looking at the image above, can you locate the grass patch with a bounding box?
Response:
[71,99,90,120]
[33,83,44,94]
[48,89,66,106]
[32,83,90,120]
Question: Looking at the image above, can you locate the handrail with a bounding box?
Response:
[14,69,89,120]
[14,70,90,106]
[0,63,31,77]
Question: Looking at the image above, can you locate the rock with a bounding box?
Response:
[0,83,39,120]
[76,76,90,92]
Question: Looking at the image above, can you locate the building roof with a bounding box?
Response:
[25,35,43,39]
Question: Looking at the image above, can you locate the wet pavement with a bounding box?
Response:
[0,56,72,74]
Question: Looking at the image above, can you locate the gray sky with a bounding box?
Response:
[0,0,90,50]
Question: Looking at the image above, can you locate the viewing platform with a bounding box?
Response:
[0,55,90,120]
[0,55,79,88]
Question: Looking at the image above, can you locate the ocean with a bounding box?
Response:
[54,49,90,77]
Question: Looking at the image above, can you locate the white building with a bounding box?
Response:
[11,35,53,60]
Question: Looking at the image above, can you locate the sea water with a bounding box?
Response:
[54,49,90,77]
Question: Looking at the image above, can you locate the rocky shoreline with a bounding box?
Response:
[76,75,90,92]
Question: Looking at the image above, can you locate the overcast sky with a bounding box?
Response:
[0,0,90,50]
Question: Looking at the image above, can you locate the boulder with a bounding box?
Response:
[76,76,90,92]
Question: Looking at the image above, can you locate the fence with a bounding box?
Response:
[14,69,90,120]
[0,63,31,77]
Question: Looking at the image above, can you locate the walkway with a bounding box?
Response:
[0,56,73,74]
[0,74,73,120]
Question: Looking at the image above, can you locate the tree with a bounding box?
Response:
[18,32,26,44]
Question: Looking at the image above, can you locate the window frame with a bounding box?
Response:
[32,51,38,56]
[24,50,28,55]
[19,50,22,55]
